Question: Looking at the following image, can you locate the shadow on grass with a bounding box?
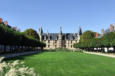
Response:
[4,49,82,61]
[4,51,45,61]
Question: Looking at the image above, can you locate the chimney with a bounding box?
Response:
[95,33,99,37]
[0,18,3,24]
[110,24,114,32]
[101,29,104,35]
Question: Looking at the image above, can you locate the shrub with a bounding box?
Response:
[0,57,38,76]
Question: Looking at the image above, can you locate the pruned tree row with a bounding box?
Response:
[0,23,46,53]
[74,31,115,53]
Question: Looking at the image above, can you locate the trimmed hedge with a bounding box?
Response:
[74,32,115,52]
[0,24,46,51]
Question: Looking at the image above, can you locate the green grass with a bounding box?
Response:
[8,51,115,76]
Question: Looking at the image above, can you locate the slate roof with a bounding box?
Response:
[42,33,78,40]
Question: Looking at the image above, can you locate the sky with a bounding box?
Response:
[1,0,115,33]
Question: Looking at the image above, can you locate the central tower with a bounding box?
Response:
[58,26,63,48]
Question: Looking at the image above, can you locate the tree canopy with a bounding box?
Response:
[80,30,96,42]
[74,30,115,52]
[24,28,39,40]
[0,24,46,48]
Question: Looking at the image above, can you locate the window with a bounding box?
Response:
[48,45,50,48]
[42,36,44,40]
[50,36,52,40]
[71,41,72,43]
[55,40,57,43]
[71,45,72,48]
[65,45,66,48]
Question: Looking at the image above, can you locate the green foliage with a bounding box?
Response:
[24,28,39,40]
[74,30,101,49]
[80,30,96,42]
[74,30,115,52]
[0,24,46,48]
[101,32,115,47]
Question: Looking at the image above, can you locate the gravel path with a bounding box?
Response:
[84,51,115,58]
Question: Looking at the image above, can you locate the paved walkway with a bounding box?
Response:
[0,51,41,59]
[84,51,115,58]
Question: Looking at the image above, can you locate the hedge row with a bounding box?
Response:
[74,32,115,52]
[0,24,46,48]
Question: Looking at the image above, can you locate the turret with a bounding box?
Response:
[59,26,62,35]
[77,26,82,43]
[47,29,49,35]
[39,27,43,35]
[59,26,62,40]
[39,27,43,41]
[47,29,50,40]
[78,26,82,35]
[58,26,63,48]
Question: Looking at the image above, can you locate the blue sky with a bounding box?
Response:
[1,0,115,33]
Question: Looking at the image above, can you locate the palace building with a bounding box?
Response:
[39,26,82,49]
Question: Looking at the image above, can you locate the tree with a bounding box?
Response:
[24,28,39,40]
[74,30,103,52]
[101,32,115,47]
[80,30,96,42]
[0,24,46,53]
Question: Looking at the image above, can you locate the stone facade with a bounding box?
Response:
[39,26,82,49]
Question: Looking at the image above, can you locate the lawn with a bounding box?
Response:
[8,51,115,76]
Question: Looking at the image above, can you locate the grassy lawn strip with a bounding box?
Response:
[7,51,115,76]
